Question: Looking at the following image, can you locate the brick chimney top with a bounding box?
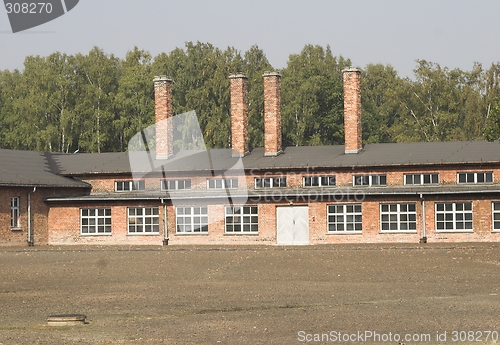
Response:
[154,75,174,160]
[154,75,172,83]
[342,67,362,154]
[263,71,283,157]
[229,73,248,80]
[229,74,249,157]
[263,71,281,77]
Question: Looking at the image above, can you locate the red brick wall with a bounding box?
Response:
[48,201,165,245]
[422,195,500,243]
[343,68,362,154]
[41,164,500,246]
[45,193,500,246]
[230,74,249,157]
[154,76,174,159]
[0,187,87,246]
[263,72,282,156]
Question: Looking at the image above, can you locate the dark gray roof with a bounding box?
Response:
[244,141,500,169]
[50,140,500,176]
[2,141,500,187]
[0,149,90,188]
[51,151,131,175]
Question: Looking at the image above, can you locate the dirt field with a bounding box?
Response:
[0,243,499,344]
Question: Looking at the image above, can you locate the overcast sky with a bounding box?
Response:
[0,0,499,78]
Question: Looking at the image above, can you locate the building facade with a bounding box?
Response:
[2,68,500,246]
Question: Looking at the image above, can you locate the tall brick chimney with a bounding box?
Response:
[343,68,362,154]
[263,72,282,156]
[229,74,249,157]
[154,76,173,159]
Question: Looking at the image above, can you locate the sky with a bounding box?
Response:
[0,0,499,78]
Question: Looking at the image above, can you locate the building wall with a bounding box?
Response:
[10,163,500,246]
[80,166,500,194]
[46,192,500,246]
[0,187,86,246]
[167,195,500,245]
[48,201,165,245]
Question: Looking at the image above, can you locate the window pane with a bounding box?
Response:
[310,177,319,186]
[486,172,493,183]
[466,173,475,183]
[477,173,484,183]
[432,174,439,184]
[458,173,466,183]
[424,174,431,184]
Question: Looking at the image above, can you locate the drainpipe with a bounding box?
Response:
[420,193,427,243]
[161,199,169,245]
[27,187,36,246]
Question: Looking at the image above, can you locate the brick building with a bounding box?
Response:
[2,68,500,246]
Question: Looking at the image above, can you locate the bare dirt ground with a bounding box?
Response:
[0,243,499,344]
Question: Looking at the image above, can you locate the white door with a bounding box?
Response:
[276,206,309,245]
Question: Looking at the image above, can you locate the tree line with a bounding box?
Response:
[0,42,499,153]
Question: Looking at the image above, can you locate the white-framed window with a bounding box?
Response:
[10,197,20,229]
[405,173,439,185]
[435,202,473,232]
[380,203,417,232]
[115,180,145,192]
[128,207,159,234]
[353,174,386,187]
[303,176,336,187]
[225,206,258,233]
[176,206,208,233]
[255,176,287,189]
[327,204,362,233]
[81,208,111,235]
[161,179,191,191]
[493,202,500,232]
[207,178,238,189]
[457,172,493,184]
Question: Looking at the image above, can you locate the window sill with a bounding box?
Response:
[80,233,112,236]
[127,233,160,236]
[327,231,362,235]
[435,230,474,234]
[379,231,418,234]
[304,186,337,188]
[457,183,493,185]
[10,227,22,232]
[352,185,387,188]
[224,233,259,236]
[175,232,209,236]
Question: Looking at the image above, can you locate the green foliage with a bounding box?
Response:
[390,60,487,142]
[0,43,499,153]
[361,64,403,143]
[281,45,351,146]
[485,98,500,141]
